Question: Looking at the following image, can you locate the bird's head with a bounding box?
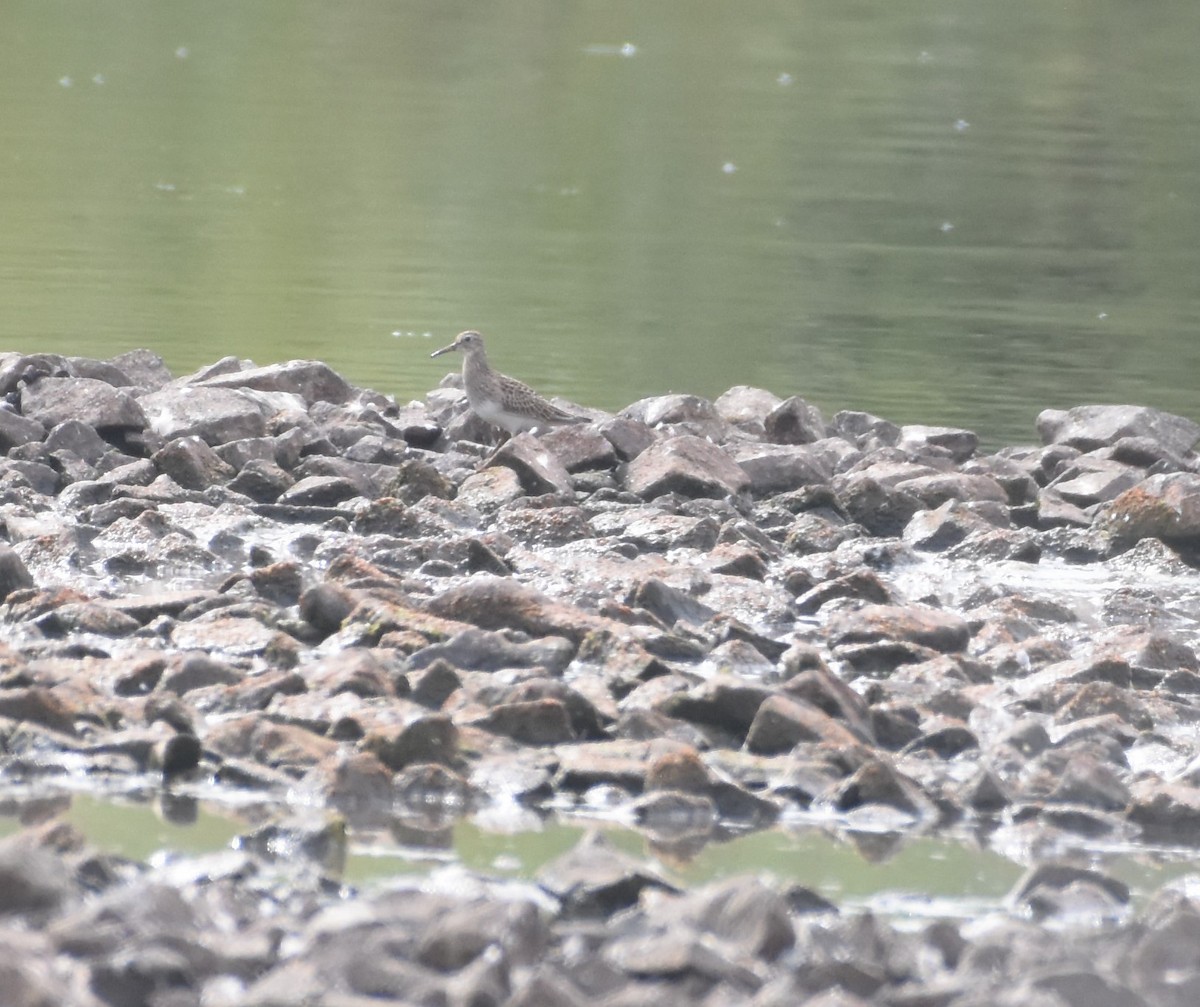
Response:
[430,330,485,359]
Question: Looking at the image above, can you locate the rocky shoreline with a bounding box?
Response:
[2,349,1200,1004]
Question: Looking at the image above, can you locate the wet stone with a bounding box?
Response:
[792,569,891,615]
[139,384,269,445]
[899,424,979,463]
[194,358,354,405]
[0,409,47,451]
[732,443,831,495]
[827,604,970,655]
[409,627,575,676]
[835,473,923,537]
[1037,403,1200,456]
[832,409,902,448]
[714,385,783,436]
[21,375,147,432]
[538,831,678,919]
[152,436,236,490]
[622,434,749,501]
[745,695,864,755]
[227,458,294,502]
[484,434,573,497]
[276,474,360,507]
[471,697,577,745]
[159,654,243,695]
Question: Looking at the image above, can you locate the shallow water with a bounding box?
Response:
[3,789,1197,919]
[6,1,1200,446]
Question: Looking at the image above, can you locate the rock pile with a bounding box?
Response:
[1,349,1200,1003]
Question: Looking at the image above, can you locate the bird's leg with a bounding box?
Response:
[478,428,512,469]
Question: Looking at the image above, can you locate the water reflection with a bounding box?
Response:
[2,790,1196,917]
[4,1,1200,446]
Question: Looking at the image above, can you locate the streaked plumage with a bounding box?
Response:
[430,330,586,435]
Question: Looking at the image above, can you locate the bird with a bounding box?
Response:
[430,330,587,437]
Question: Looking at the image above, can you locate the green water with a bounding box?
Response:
[3,793,1196,916]
[4,2,1200,446]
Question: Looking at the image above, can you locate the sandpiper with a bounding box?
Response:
[430,330,587,436]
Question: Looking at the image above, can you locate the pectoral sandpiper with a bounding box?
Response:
[430,330,587,437]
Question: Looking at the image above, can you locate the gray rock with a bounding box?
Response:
[714,385,784,436]
[588,418,653,468]
[831,757,936,819]
[827,603,971,654]
[731,443,831,495]
[1128,903,1200,1007]
[835,473,923,537]
[538,831,678,918]
[1099,471,1200,550]
[0,839,73,916]
[361,713,458,771]
[629,578,717,628]
[0,547,34,601]
[498,505,593,547]
[622,435,749,500]
[384,459,454,504]
[832,410,902,448]
[946,526,1041,563]
[1050,457,1143,506]
[139,385,269,445]
[616,512,721,552]
[745,695,863,754]
[43,418,109,463]
[621,393,730,441]
[541,423,618,473]
[407,628,575,674]
[299,582,358,635]
[658,677,772,740]
[764,396,826,445]
[965,452,1041,505]
[1037,404,1200,456]
[894,471,1009,508]
[471,697,576,745]
[792,569,891,615]
[277,474,360,506]
[215,436,278,470]
[193,358,354,405]
[492,433,575,496]
[152,436,237,490]
[1009,861,1130,912]
[899,424,979,462]
[410,659,463,709]
[427,575,606,644]
[3,460,59,496]
[457,465,526,510]
[783,511,862,554]
[0,408,46,451]
[782,662,875,741]
[1129,781,1200,842]
[228,458,295,502]
[108,347,175,389]
[20,376,147,431]
[160,654,243,695]
[903,499,1008,552]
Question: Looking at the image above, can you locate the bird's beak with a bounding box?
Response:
[430,340,459,359]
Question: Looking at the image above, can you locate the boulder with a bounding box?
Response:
[764,396,826,445]
[622,435,749,500]
[827,604,971,654]
[193,359,354,405]
[1037,404,1200,456]
[20,376,146,432]
[140,385,269,445]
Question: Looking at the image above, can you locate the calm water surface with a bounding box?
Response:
[5,2,1200,446]
[3,792,1195,916]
